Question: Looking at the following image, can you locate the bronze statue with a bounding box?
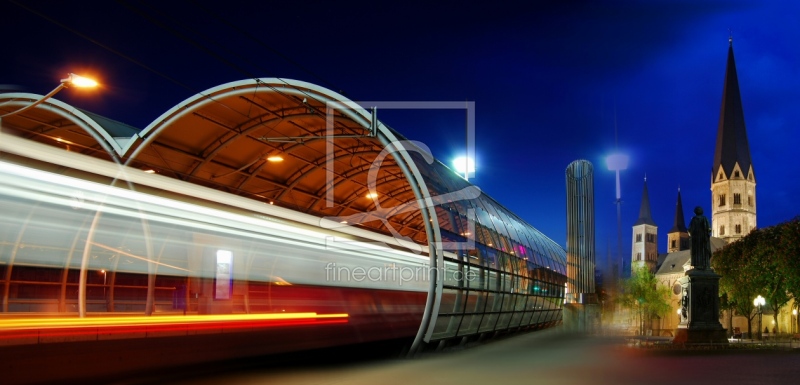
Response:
[688,206,712,269]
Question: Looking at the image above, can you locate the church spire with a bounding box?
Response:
[634,177,656,226]
[711,38,757,243]
[669,188,688,233]
[713,38,754,181]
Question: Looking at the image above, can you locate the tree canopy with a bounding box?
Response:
[617,265,671,334]
[712,216,800,334]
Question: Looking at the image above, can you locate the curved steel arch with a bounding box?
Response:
[127,78,444,352]
[0,93,128,160]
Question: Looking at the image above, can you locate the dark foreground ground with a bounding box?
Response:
[106,328,800,385]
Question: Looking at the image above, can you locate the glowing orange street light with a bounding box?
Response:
[64,73,98,88]
[1,73,98,119]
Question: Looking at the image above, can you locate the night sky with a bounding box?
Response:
[2,1,799,275]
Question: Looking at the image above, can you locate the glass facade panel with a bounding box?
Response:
[494,313,511,330]
[467,290,487,313]
[442,260,462,288]
[457,314,480,335]
[479,313,499,332]
[509,311,524,329]
[514,294,528,312]
[483,291,497,313]
[430,315,458,340]
[439,288,460,314]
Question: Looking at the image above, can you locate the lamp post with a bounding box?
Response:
[0,73,97,123]
[100,269,107,297]
[606,153,628,281]
[754,295,765,340]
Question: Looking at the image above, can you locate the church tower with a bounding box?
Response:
[711,38,756,243]
[632,177,658,273]
[667,188,690,253]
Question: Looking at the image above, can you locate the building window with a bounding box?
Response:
[720,226,725,236]
[671,240,676,249]
[748,195,753,206]
[735,224,742,234]
[734,193,741,205]
[719,194,726,206]
[636,233,642,243]
[734,171,740,178]
[637,252,642,261]
[646,233,655,243]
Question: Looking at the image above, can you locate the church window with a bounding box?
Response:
[646,233,655,243]
[671,240,676,249]
[719,194,726,206]
[720,226,725,236]
[734,171,740,178]
[735,224,742,234]
[636,252,642,261]
[734,193,741,205]
[636,233,642,243]
[748,195,753,206]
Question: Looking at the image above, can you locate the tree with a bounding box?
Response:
[719,292,737,337]
[617,265,671,335]
[712,218,800,337]
[780,218,800,324]
[756,226,791,332]
[713,234,759,338]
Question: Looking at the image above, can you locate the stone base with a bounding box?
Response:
[672,327,728,345]
[672,268,728,345]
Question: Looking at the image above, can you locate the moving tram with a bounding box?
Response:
[0,79,566,382]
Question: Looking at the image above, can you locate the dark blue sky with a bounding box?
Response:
[2,1,799,274]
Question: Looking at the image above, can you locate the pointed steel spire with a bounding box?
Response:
[634,176,656,226]
[713,39,754,180]
[669,188,688,233]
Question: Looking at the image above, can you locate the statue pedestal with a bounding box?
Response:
[672,268,728,344]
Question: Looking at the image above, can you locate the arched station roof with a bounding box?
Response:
[0,79,566,274]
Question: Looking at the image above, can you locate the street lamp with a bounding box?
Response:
[453,156,475,180]
[100,269,107,297]
[606,153,628,281]
[754,295,765,340]
[0,73,98,120]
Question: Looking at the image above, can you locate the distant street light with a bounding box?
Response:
[453,156,475,180]
[606,153,628,281]
[754,295,765,340]
[0,73,98,120]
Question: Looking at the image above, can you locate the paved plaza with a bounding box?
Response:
[141,328,800,385]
